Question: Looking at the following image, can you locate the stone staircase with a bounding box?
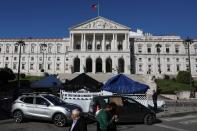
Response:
[58,73,157,95]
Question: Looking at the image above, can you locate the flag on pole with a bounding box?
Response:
[91,3,98,11]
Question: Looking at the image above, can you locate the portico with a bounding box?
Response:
[69,16,131,74]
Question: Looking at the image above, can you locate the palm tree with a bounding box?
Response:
[183,37,194,98]
[40,43,47,72]
[15,40,25,89]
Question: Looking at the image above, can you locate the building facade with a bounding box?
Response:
[0,16,197,76]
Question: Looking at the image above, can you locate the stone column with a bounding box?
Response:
[80,57,84,73]
[112,33,115,51]
[115,34,117,51]
[81,33,83,51]
[102,58,106,73]
[92,59,96,73]
[102,34,105,51]
[93,34,95,51]
[83,33,86,51]
[123,33,127,50]
[71,33,74,50]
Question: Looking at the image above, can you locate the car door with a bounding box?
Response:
[34,97,51,119]
[108,97,130,122]
[22,97,36,116]
[123,97,145,122]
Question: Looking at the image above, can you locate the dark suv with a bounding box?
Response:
[89,95,156,125]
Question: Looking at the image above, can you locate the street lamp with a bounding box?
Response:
[156,44,162,74]
[15,40,25,89]
[183,37,194,98]
[40,43,47,72]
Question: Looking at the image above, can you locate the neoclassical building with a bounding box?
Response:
[0,16,197,77]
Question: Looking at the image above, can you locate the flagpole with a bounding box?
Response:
[98,0,100,16]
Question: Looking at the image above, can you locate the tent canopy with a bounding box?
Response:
[31,75,62,88]
[101,74,149,94]
[64,73,103,92]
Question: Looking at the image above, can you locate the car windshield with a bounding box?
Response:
[43,95,66,106]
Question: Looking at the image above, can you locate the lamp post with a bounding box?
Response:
[15,40,25,89]
[40,43,47,72]
[156,44,162,74]
[183,37,194,98]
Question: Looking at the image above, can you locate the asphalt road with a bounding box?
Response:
[1,113,197,131]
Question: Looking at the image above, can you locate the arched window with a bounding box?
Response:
[73,57,80,72]
[86,58,92,72]
[96,57,102,73]
[106,58,112,73]
[118,58,125,73]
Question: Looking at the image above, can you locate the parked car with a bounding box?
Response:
[88,95,156,125]
[11,93,81,127]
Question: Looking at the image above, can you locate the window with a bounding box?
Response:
[176,58,179,62]
[14,57,17,61]
[22,64,25,70]
[148,58,151,62]
[175,46,179,54]
[185,46,188,54]
[147,65,152,74]
[167,58,170,62]
[176,64,180,72]
[57,44,61,53]
[194,45,197,54]
[186,64,189,71]
[23,97,34,104]
[0,45,2,53]
[139,64,142,71]
[57,57,60,61]
[39,57,42,61]
[30,64,34,70]
[48,64,51,70]
[13,63,17,70]
[39,64,42,70]
[31,45,35,53]
[22,45,26,53]
[117,44,123,51]
[167,64,171,72]
[14,46,18,53]
[166,48,170,53]
[6,45,9,53]
[157,58,160,62]
[5,63,8,68]
[56,64,60,70]
[196,65,197,72]
[186,58,189,62]
[36,97,49,105]
[65,64,68,70]
[22,57,25,61]
[147,47,151,53]
[31,57,34,61]
[138,45,142,53]
[48,45,52,53]
[6,57,9,60]
[196,58,197,62]
[139,58,142,62]
[48,57,51,61]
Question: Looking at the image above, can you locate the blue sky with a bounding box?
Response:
[0,0,196,39]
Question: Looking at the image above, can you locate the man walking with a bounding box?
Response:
[152,90,158,111]
[69,109,87,131]
[96,104,117,131]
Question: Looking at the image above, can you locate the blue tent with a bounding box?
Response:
[31,75,62,88]
[101,74,149,94]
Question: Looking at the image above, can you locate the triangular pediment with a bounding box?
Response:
[70,16,131,30]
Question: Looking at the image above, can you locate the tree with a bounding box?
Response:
[176,71,192,84]
[0,68,16,85]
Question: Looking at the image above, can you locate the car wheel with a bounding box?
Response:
[53,113,66,127]
[144,114,154,125]
[13,110,23,123]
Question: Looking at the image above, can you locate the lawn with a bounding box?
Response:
[20,75,44,81]
[155,79,197,94]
